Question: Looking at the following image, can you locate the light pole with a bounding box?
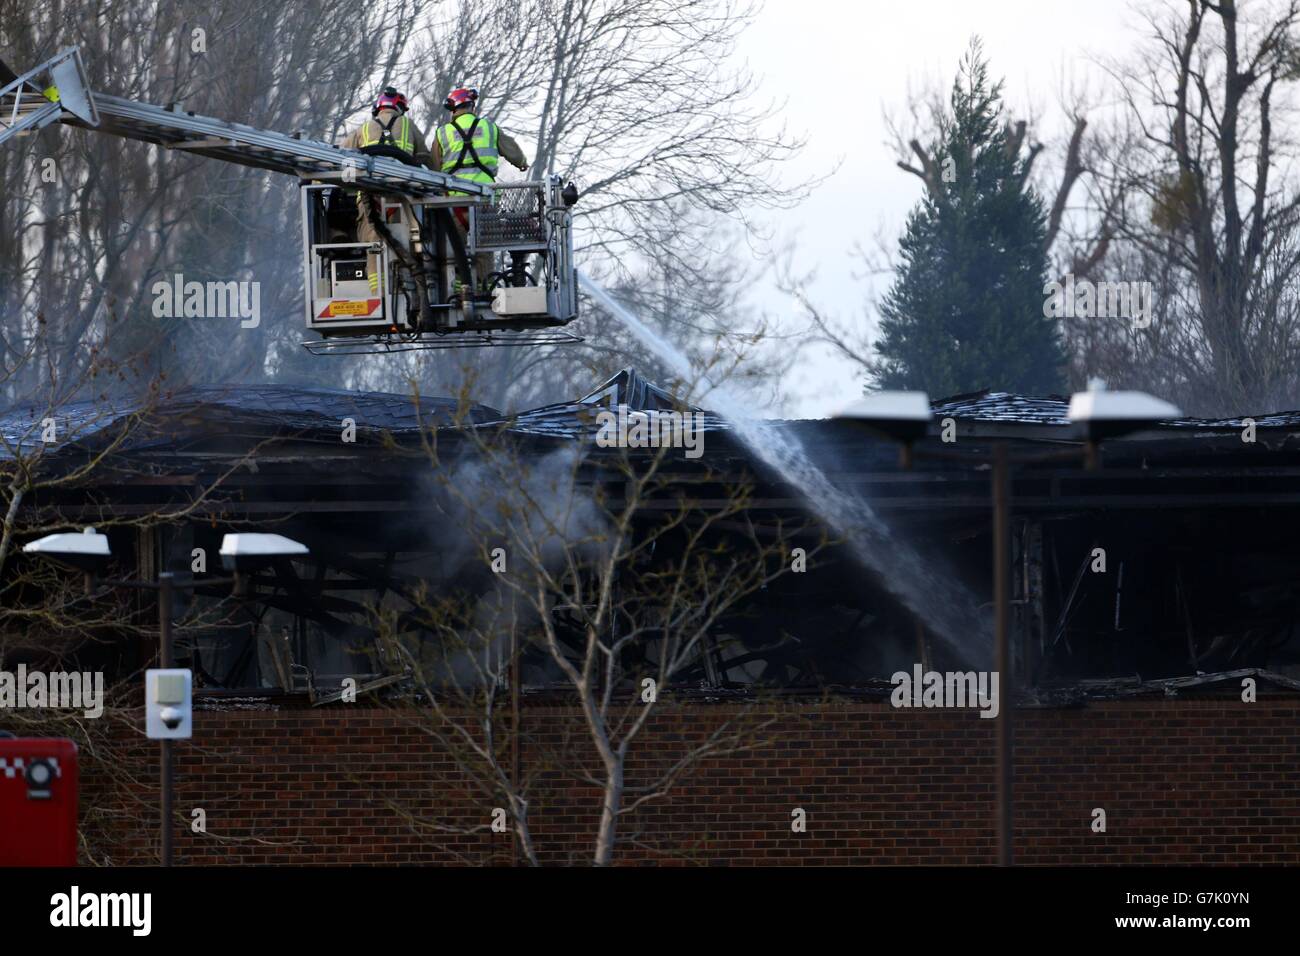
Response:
[990,441,1012,865]
[159,571,175,866]
[24,529,310,866]
[837,387,1180,866]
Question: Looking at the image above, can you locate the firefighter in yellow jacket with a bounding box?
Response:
[343,87,436,293]
[433,87,529,288]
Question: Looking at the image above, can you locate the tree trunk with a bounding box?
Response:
[593,758,623,866]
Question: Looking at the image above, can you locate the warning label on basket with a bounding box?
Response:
[318,299,380,318]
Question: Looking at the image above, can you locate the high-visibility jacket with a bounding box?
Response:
[436,112,500,193]
[345,110,434,239]
[358,112,416,155]
[345,109,434,168]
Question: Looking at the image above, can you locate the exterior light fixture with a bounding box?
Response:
[22,526,111,570]
[218,533,310,572]
[1067,390,1182,442]
[837,391,933,467]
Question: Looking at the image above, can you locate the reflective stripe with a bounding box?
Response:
[359,113,414,154]
[437,113,499,188]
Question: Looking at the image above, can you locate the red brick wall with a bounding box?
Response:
[81,697,1300,865]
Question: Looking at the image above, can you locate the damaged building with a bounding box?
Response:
[7,369,1300,695]
[3,371,1299,864]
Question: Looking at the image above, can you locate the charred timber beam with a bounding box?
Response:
[29,491,1300,520]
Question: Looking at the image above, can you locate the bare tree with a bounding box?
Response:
[0,0,429,397]
[406,0,806,262]
[1073,0,1300,414]
[347,0,809,410]
[4,0,803,414]
[372,387,813,864]
[0,317,288,863]
[865,6,1300,410]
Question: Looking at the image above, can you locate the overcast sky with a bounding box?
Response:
[738,0,1139,418]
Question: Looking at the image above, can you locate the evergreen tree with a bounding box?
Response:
[870,42,1065,397]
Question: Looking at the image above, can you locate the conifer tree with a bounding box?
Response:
[871,42,1065,397]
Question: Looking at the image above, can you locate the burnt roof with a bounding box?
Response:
[0,368,732,462]
[931,391,1074,426]
[0,383,500,462]
[496,368,729,440]
[932,389,1300,430]
[8,373,1300,468]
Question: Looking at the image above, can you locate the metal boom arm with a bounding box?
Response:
[0,46,490,199]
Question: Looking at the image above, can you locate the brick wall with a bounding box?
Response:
[81,697,1300,865]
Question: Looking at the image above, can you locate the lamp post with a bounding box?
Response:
[837,387,1180,866]
[24,528,310,866]
[158,570,175,866]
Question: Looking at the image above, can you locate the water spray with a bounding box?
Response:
[578,272,990,664]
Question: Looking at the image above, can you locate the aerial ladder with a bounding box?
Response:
[0,47,581,352]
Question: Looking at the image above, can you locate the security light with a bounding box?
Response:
[22,527,111,571]
[145,668,192,740]
[218,533,309,572]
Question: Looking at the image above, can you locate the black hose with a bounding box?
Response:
[364,194,434,330]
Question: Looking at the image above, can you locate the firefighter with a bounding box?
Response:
[344,87,436,294]
[433,87,529,289]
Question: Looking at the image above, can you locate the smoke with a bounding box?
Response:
[416,443,611,687]
[442,442,609,570]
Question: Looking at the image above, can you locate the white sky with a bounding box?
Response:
[737,0,1140,417]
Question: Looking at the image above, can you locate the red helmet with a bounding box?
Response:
[444,87,478,111]
[373,87,409,115]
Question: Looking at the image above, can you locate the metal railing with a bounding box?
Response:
[0,47,97,147]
